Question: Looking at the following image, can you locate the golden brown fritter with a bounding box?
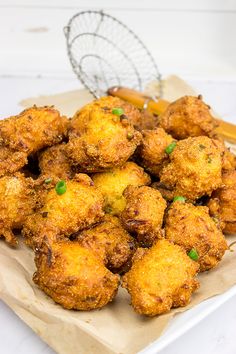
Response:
[137,128,174,177]
[66,96,142,172]
[0,106,68,155]
[92,162,151,215]
[151,181,175,201]
[158,95,217,139]
[33,239,119,310]
[23,174,104,249]
[133,109,159,131]
[38,143,74,181]
[215,138,236,171]
[0,146,28,177]
[159,136,224,201]
[122,239,199,316]
[69,96,144,134]
[222,147,236,171]
[121,186,167,247]
[207,170,236,234]
[0,173,36,245]
[75,215,136,273]
[165,201,228,272]
[212,134,236,171]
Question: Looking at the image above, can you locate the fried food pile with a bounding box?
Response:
[0,94,235,317]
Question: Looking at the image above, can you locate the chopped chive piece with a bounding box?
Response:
[188,249,199,261]
[127,132,134,140]
[45,178,52,184]
[165,141,176,154]
[104,205,113,214]
[173,196,186,203]
[199,144,206,150]
[112,107,124,116]
[212,217,218,224]
[55,180,67,195]
[208,157,212,163]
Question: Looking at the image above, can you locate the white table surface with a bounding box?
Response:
[0,76,236,354]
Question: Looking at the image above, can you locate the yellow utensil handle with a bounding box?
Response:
[108,86,169,115]
[108,86,236,144]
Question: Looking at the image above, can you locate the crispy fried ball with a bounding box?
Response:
[159,136,224,201]
[122,239,199,316]
[23,174,104,249]
[92,162,151,215]
[207,170,236,234]
[70,96,144,134]
[38,143,74,181]
[0,146,28,177]
[0,173,36,245]
[0,106,68,155]
[158,95,217,139]
[133,109,159,131]
[75,215,136,273]
[151,181,175,201]
[137,128,174,177]
[222,147,236,171]
[66,96,142,172]
[165,201,228,272]
[214,138,236,171]
[121,186,167,247]
[33,240,119,310]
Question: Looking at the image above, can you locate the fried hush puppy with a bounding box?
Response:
[69,95,144,134]
[160,136,223,201]
[0,106,68,176]
[122,239,199,316]
[0,146,28,177]
[0,173,36,245]
[137,128,174,177]
[38,143,74,181]
[165,201,228,272]
[0,106,68,154]
[132,109,158,131]
[121,186,167,247]
[92,162,151,215]
[151,181,175,201]
[222,147,236,171]
[214,138,236,171]
[158,95,217,139]
[66,96,141,172]
[33,239,119,310]
[75,215,136,273]
[208,170,236,234]
[23,174,104,249]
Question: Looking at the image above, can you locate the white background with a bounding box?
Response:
[0,1,236,354]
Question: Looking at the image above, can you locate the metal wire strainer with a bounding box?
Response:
[64,10,162,98]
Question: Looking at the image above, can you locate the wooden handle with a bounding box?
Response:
[108,86,236,144]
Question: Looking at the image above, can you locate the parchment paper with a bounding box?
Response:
[0,75,235,354]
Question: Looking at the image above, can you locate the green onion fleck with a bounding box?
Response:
[104,205,113,214]
[45,178,52,184]
[173,196,186,203]
[199,144,206,150]
[55,180,67,195]
[127,132,134,140]
[208,157,212,163]
[112,107,124,116]
[188,249,199,261]
[212,217,218,224]
[165,141,177,154]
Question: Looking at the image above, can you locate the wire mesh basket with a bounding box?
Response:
[64,10,161,98]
